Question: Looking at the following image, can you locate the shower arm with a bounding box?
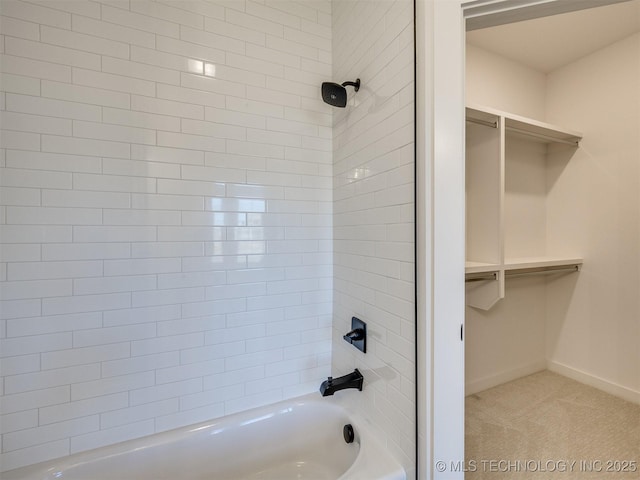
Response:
[341,80,360,92]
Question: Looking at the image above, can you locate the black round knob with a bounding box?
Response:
[343,424,355,444]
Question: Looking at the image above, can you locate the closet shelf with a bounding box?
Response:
[466,104,582,146]
[465,257,583,282]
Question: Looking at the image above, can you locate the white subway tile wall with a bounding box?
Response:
[331,0,415,475]
[0,0,333,471]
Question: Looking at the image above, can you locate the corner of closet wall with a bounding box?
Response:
[465,43,546,120]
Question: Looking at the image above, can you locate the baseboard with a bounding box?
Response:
[465,360,547,395]
[548,361,640,405]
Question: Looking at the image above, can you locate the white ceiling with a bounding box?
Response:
[466,0,640,73]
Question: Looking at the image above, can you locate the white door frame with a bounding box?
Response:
[415,1,629,478]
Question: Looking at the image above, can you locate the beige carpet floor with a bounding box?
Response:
[465,370,640,479]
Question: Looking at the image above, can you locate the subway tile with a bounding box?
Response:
[42,292,131,316]
[157,179,225,197]
[0,1,71,29]
[180,26,245,55]
[0,332,70,358]
[225,95,285,118]
[132,45,203,75]
[3,416,99,453]
[132,242,204,259]
[103,158,181,180]
[155,35,225,65]
[39,392,129,426]
[42,243,130,261]
[156,83,225,109]
[0,279,71,300]
[129,378,201,407]
[182,164,246,183]
[43,190,129,209]
[73,173,155,194]
[179,245,243,269]
[0,15,40,41]
[104,258,181,277]
[72,14,156,48]
[131,144,204,166]
[43,135,130,159]
[7,260,102,281]
[157,271,225,290]
[157,314,226,337]
[72,120,156,146]
[0,186,40,206]
[72,371,155,401]
[157,226,225,242]
[7,150,101,175]
[102,351,179,378]
[6,206,101,225]
[102,304,180,327]
[102,56,180,86]
[103,107,181,132]
[181,212,246,226]
[205,282,266,301]
[155,359,224,385]
[181,298,246,318]
[245,2,301,29]
[227,139,284,159]
[101,4,180,38]
[225,9,284,38]
[179,384,243,412]
[130,0,203,29]
[181,118,246,141]
[204,151,266,171]
[100,398,178,429]
[246,85,300,108]
[70,420,155,453]
[131,193,203,211]
[5,36,101,70]
[6,93,99,123]
[204,107,265,129]
[0,409,39,435]
[204,16,265,46]
[131,95,204,121]
[180,72,245,98]
[0,130,40,152]
[131,286,204,308]
[0,54,70,82]
[72,68,155,97]
[0,73,40,96]
[29,0,101,18]
[0,386,69,415]
[0,225,71,243]
[0,244,40,263]
[157,131,225,153]
[42,80,130,109]
[131,332,204,357]
[7,312,102,337]
[5,364,99,395]
[73,275,157,295]
[0,299,41,320]
[156,0,224,21]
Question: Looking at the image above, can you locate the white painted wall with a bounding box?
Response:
[331,0,415,475]
[466,43,546,120]
[465,35,640,402]
[0,0,333,471]
[545,32,640,402]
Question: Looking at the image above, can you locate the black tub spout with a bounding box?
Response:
[319,369,363,396]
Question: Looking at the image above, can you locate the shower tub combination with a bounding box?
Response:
[3,393,405,480]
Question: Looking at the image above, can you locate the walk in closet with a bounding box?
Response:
[464,0,640,468]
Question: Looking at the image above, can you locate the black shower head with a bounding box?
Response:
[321,79,360,108]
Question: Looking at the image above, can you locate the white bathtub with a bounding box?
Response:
[3,393,406,480]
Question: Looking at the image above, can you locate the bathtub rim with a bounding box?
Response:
[2,391,406,480]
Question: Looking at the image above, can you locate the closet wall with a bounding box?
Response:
[465,32,640,402]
